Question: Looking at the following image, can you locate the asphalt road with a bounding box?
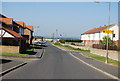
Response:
[2,42,113,79]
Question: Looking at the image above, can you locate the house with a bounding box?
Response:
[0,18,14,30]
[24,25,33,45]
[0,16,26,53]
[81,24,120,46]
[0,14,34,53]
[0,27,26,53]
[14,21,25,36]
[14,21,34,46]
[0,18,24,34]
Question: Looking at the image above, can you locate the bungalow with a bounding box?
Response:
[81,24,120,46]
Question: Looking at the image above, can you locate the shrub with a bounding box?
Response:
[100,36,115,46]
[59,39,82,43]
[117,46,120,51]
[71,43,75,45]
[59,39,65,43]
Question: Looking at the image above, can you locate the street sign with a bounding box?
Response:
[103,30,114,34]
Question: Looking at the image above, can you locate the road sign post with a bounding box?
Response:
[103,30,113,63]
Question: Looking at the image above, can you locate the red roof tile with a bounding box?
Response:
[14,21,26,27]
[26,25,33,31]
[1,27,23,38]
[81,24,115,35]
[0,18,13,25]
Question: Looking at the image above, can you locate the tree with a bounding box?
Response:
[100,36,114,46]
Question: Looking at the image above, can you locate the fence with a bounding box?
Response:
[92,44,118,51]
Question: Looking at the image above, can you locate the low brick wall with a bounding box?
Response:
[0,46,20,53]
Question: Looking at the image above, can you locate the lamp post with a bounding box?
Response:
[52,33,55,42]
[95,1,111,63]
[36,26,40,37]
[56,29,58,42]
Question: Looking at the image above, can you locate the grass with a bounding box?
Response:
[0,53,28,57]
[52,42,90,52]
[26,48,34,51]
[81,52,120,66]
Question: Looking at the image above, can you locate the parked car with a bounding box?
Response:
[33,41,41,46]
[41,42,47,47]
[33,41,47,47]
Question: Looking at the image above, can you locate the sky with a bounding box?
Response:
[1,2,118,39]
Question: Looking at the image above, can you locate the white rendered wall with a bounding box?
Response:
[0,30,14,38]
[81,24,119,41]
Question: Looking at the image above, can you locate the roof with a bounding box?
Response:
[14,21,26,27]
[0,14,7,18]
[0,18,13,25]
[25,25,33,31]
[81,24,115,35]
[1,27,23,38]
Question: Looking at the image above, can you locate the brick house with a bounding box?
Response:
[0,27,26,53]
[14,21,26,36]
[14,21,33,45]
[0,16,26,53]
[81,24,120,46]
[0,14,34,53]
[24,25,33,45]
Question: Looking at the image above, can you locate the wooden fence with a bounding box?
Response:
[92,44,118,51]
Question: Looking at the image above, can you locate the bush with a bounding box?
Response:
[117,46,120,51]
[71,43,75,45]
[100,36,115,46]
[59,39,82,43]
[59,39,65,43]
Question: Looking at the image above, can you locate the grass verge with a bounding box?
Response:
[0,53,28,57]
[81,52,120,66]
[52,42,90,52]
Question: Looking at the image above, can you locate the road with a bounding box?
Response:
[2,42,113,79]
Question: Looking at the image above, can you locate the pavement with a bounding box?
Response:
[0,47,44,76]
[2,42,118,80]
[1,59,23,72]
[68,51,119,78]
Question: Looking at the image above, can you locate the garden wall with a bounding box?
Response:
[0,46,20,53]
